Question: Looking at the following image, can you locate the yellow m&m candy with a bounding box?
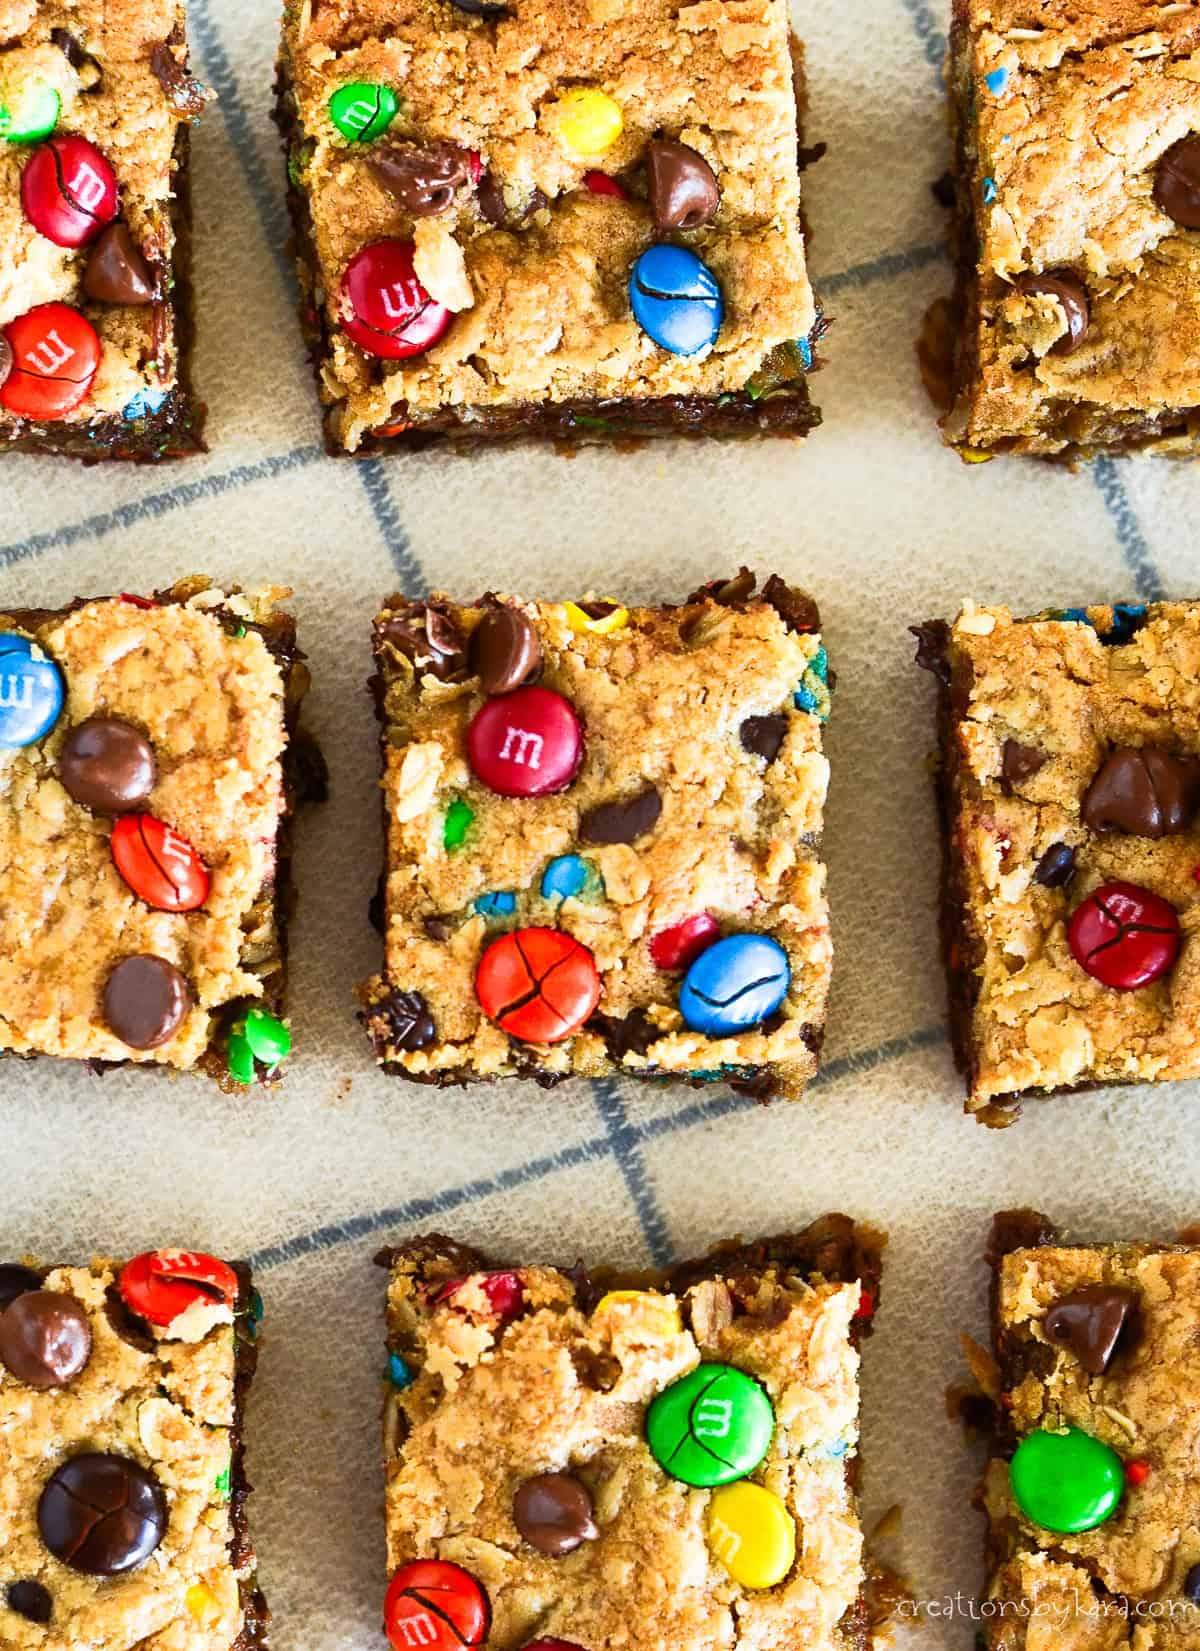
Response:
[554,88,623,156]
[186,1583,220,1625]
[706,1481,796,1590]
[594,1289,681,1335]
[564,599,629,636]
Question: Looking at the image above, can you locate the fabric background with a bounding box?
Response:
[3,0,1199,1645]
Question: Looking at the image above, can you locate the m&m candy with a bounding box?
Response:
[0,303,100,420]
[340,240,451,360]
[650,913,720,972]
[1009,1426,1123,1533]
[594,1289,682,1336]
[474,890,516,917]
[564,599,628,635]
[329,82,399,143]
[1068,881,1180,990]
[434,1270,525,1321]
[384,1560,490,1651]
[227,1007,292,1084]
[541,854,597,902]
[475,927,600,1043]
[0,634,63,748]
[467,686,583,798]
[111,815,211,912]
[118,1251,238,1329]
[0,83,60,144]
[21,136,118,247]
[706,1481,797,1589]
[630,245,723,358]
[678,935,790,1036]
[554,88,623,155]
[646,1363,774,1488]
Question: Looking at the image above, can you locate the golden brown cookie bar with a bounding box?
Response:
[275,0,822,453]
[0,1251,266,1650]
[926,0,1200,461]
[0,1,209,461]
[359,572,832,1098]
[377,1220,881,1651]
[974,1210,1200,1650]
[915,601,1200,1125]
[0,576,322,1087]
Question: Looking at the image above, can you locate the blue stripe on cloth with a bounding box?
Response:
[897,0,948,73]
[592,1081,673,1265]
[358,460,426,584]
[822,242,945,295]
[1091,458,1167,601]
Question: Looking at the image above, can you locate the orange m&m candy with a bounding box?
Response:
[475,927,600,1043]
[111,815,210,912]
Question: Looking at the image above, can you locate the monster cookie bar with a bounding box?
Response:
[915,601,1200,1125]
[377,1219,881,1651]
[969,1209,1200,1649]
[926,0,1200,461]
[276,0,822,453]
[0,577,321,1087]
[360,572,832,1097]
[0,1,210,461]
[0,1249,266,1649]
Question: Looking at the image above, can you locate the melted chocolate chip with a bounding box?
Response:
[646,139,719,231]
[370,142,475,217]
[382,989,436,1052]
[83,223,157,306]
[1001,740,1047,789]
[470,606,542,694]
[1043,1284,1137,1375]
[0,335,12,393]
[1154,135,1200,230]
[38,1454,167,1575]
[6,1582,52,1624]
[477,170,508,225]
[513,1472,598,1555]
[59,717,156,813]
[0,1265,41,1308]
[149,42,209,117]
[1013,271,1090,355]
[580,786,662,845]
[1034,842,1077,888]
[102,956,191,1050]
[588,1007,658,1060]
[911,620,950,683]
[0,1291,92,1389]
[1081,746,1200,839]
[762,574,820,634]
[739,714,788,763]
[377,603,468,682]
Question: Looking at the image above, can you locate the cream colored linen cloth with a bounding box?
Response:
[3,1,1200,1646]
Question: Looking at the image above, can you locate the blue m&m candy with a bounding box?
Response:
[474,890,516,917]
[629,245,723,357]
[541,854,588,901]
[0,634,63,748]
[679,934,790,1036]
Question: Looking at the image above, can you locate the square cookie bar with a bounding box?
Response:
[0,1249,266,1649]
[915,601,1200,1125]
[930,0,1200,460]
[360,572,832,1097]
[974,1209,1200,1649]
[276,0,821,453]
[0,1,210,461]
[377,1218,881,1651]
[0,576,321,1087]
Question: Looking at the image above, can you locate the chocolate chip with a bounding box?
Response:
[82,222,157,305]
[1184,1563,1200,1604]
[580,786,662,845]
[59,717,156,813]
[470,606,542,695]
[38,1454,167,1575]
[762,574,820,634]
[1043,1284,1137,1375]
[513,1472,598,1555]
[52,27,87,67]
[1082,746,1200,838]
[1155,135,1200,229]
[377,603,468,683]
[102,956,191,1050]
[370,142,475,217]
[0,335,12,394]
[740,714,788,763]
[646,139,719,231]
[477,170,508,225]
[589,1007,658,1060]
[687,568,756,607]
[1034,842,1076,888]
[149,42,209,117]
[0,1264,41,1308]
[383,988,436,1052]
[0,1291,92,1389]
[1001,740,1047,789]
[1013,271,1090,355]
[6,1582,52,1624]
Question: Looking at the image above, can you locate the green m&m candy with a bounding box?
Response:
[646,1363,774,1488]
[443,798,474,850]
[0,83,60,144]
[329,82,398,143]
[243,1007,292,1067]
[226,1030,256,1086]
[1010,1425,1123,1534]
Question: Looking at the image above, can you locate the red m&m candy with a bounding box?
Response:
[384,1560,490,1651]
[21,136,118,247]
[1068,880,1180,990]
[111,815,211,913]
[582,170,628,199]
[650,913,720,972]
[0,304,99,420]
[118,1250,238,1328]
[476,927,600,1043]
[341,239,451,359]
[467,686,583,798]
[433,1271,525,1322]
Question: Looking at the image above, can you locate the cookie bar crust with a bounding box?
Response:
[378,1217,881,1651]
[275,0,819,454]
[915,603,1200,1124]
[0,1256,267,1651]
[359,572,832,1098]
[0,3,209,461]
[932,0,1200,461]
[976,1209,1200,1651]
[0,576,320,1085]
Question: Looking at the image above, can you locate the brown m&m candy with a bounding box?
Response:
[513,1472,598,1555]
[1082,746,1200,839]
[646,139,719,231]
[59,717,155,813]
[38,1453,167,1574]
[470,606,541,695]
[103,955,191,1049]
[1044,1285,1137,1375]
[0,1290,91,1389]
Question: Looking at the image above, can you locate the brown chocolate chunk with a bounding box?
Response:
[377,603,468,682]
[0,1290,92,1389]
[370,142,475,217]
[1155,135,1200,229]
[149,41,209,117]
[740,714,788,763]
[477,171,507,225]
[102,956,191,1050]
[382,989,436,1052]
[762,574,819,634]
[0,1265,41,1308]
[580,786,662,845]
[1001,740,1047,789]
[6,1581,52,1624]
[59,717,156,814]
[646,139,719,231]
[38,1453,167,1575]
[83,223,157,305]
[470,606,542,694]
[1043,1284,1137,1375]
[0,334,12,393]
[513,1472,598,1555]
[1013,271,1090,355]
[1034,842,1076,888]
[1081,746,1200,838]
